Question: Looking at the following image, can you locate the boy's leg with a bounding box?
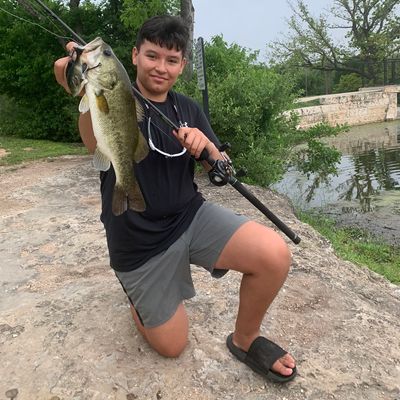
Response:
[128,219,295,373]
[215,221,296,376]
[114,233,194,359]
[130,303,189,358]
[116,203,295,371]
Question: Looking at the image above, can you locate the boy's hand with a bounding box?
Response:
[173,127,216,160]
[53,42,79,94]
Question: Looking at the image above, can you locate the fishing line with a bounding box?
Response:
[26,0,69,38]
[0,4,77,42]
[13,0,301,243]
[31,0,86,44]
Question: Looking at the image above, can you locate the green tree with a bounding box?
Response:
[333,73,363,93]
[121,0,178,31]
[271,0,400,83]
[183,36,342,186]
[0,0,82,140]
[0,0,135,141]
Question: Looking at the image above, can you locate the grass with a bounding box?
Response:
[297,210,400,285]
[0,135,87,166]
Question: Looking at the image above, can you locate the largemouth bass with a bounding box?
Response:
[67,37,149,215]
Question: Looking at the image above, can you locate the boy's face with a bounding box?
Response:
[132,40,186,101]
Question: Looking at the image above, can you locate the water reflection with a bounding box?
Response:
[274,120,400,214]
[338,147,400,212]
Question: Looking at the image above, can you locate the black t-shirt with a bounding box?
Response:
[99,90,220,271]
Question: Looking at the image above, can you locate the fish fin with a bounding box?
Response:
[95,91,109,114]
[112,180,146,215]
[92,147,111,171]
[134,97,144,122]
[133,129,149,163]
[79,94,90,113]
[128,178,146,212]
[112,184,128,216]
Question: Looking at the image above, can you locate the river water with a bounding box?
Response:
[273,119,400,245]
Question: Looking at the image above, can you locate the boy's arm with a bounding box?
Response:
[78,112,96,154]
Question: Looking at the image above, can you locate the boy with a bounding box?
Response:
[54,15,297,382]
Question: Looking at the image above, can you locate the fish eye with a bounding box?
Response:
[103,49,112,57]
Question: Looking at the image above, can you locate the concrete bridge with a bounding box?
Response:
[293,85,400,129]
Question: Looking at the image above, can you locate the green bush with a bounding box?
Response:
[0,0,134,142]
[182,36,343,186]
[0,1,342,184]
[180,36,299,185]
[333,73,363,93]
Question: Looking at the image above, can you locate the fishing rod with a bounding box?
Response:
[144,111,301,244]
[129,94,301,243]
[124,86,301,243]
[27,1,301,244]
[32,0,86,44]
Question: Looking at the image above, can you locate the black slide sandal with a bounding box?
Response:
[226,333,297,383]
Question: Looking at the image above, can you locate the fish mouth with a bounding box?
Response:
[66,37,108,95]
[70,37,105,65]
[71,45,84,61]
[82,62,102,74]
[80,38,107,71]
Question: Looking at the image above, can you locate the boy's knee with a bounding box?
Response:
[279,240,292,269]
[155,342,187,358]
[261,236,292,276]
[144,303,189,358]
[153,338,188,358]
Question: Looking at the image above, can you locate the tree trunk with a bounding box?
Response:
[69,0,80,8]
[16,0,43,19]
[69,0,83,37]
[180,0,194,80]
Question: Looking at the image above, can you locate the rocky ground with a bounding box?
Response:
[0,156,399,400]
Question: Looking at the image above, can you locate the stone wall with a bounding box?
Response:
[293,85,400,129]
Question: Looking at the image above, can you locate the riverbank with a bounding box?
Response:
[297,210,400,284]
[274,119,400,251]
[1,156,399,399]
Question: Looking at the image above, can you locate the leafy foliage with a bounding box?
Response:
[181,36,343,186]
[271,0,400,87]
[0,0,342,186]
[121,0,179,32]
[0,0,79,140]
[333,73,363,93]
[294,138,341,178]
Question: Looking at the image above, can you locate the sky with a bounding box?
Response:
[193,0,335,62]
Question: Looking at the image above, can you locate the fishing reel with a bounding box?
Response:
[207,143,235,187]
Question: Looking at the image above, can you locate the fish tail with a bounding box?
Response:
[112,184,128,216]
[128,178,146,212]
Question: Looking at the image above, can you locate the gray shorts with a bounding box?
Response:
[114,201,249,328]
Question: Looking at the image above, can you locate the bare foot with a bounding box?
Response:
[271,352,296,376]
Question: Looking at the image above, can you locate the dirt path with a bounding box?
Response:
[1,156,399,400]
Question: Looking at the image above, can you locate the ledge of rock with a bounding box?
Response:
[1,156,399,400]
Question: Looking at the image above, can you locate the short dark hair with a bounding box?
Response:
[136,15,189,57]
